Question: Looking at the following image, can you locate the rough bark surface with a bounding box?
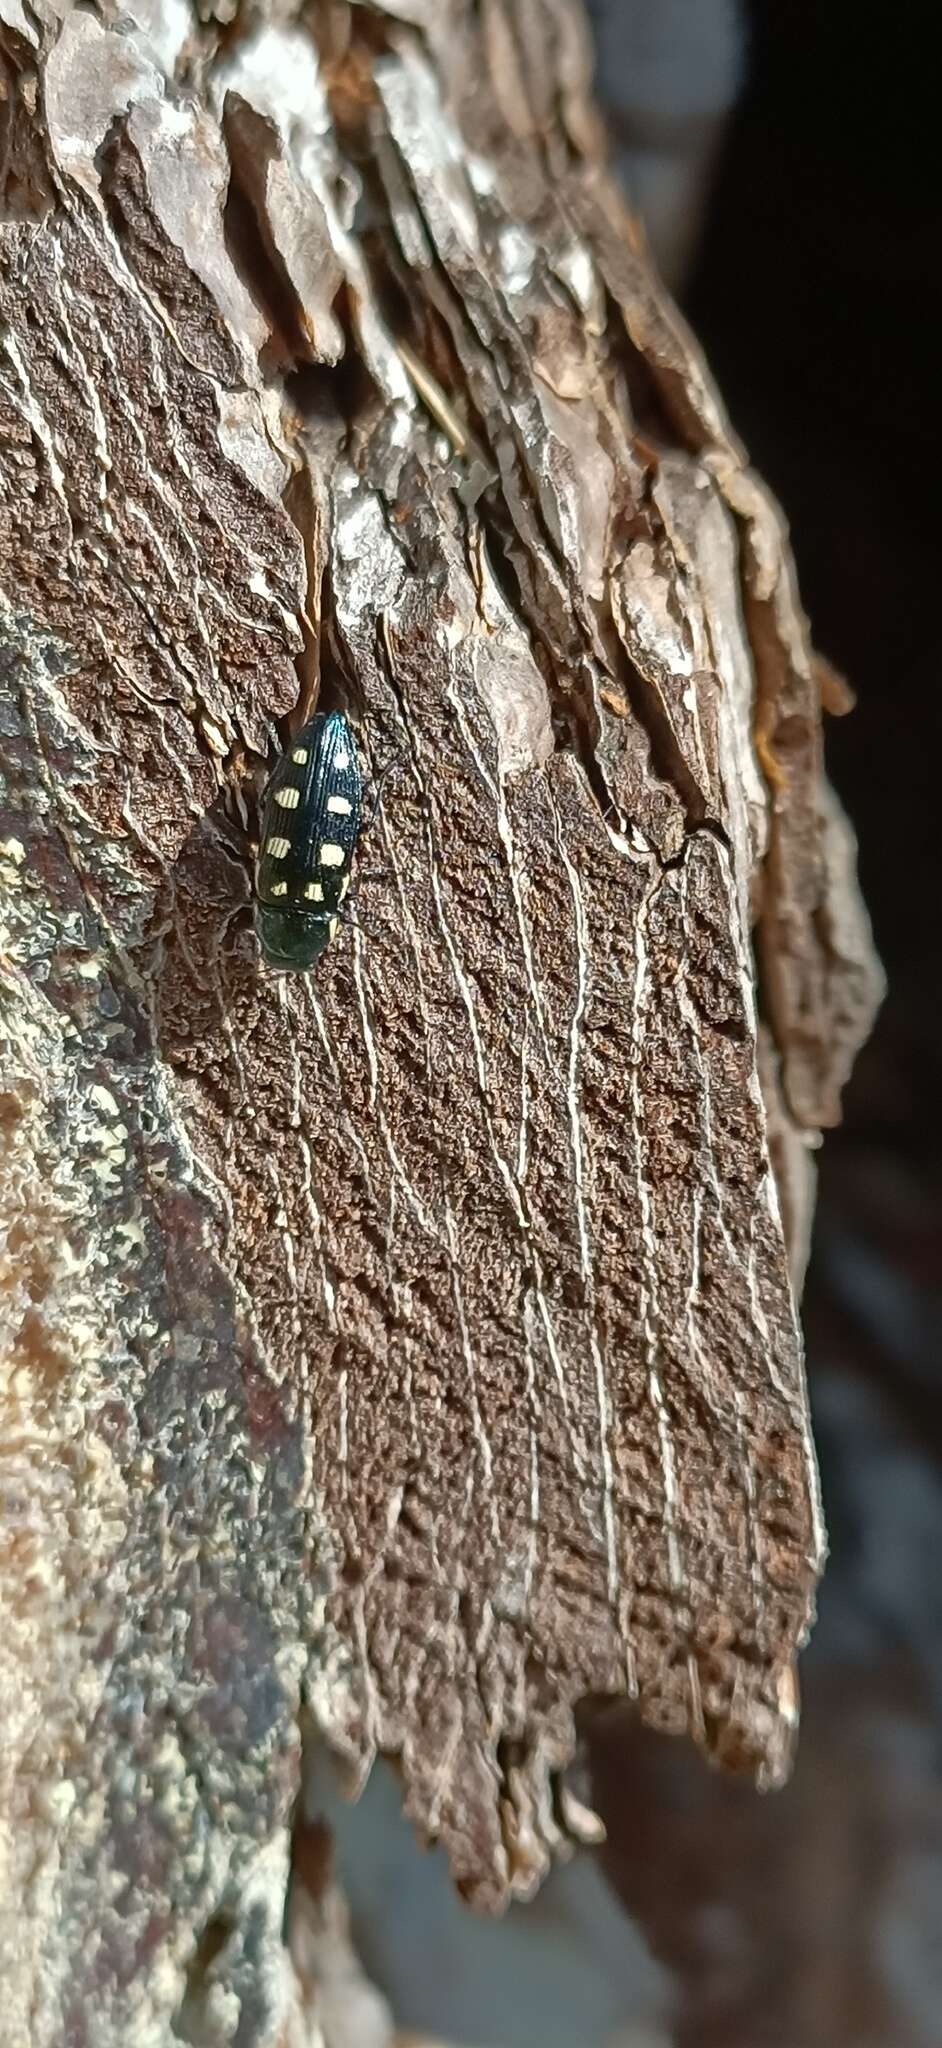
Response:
[0,2,881,2041]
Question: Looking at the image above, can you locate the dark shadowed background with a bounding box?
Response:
[590,4,942,2043]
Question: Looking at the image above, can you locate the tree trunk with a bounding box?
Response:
[0,3,881,2043]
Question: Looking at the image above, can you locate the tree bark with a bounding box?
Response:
[0,3,881,2042]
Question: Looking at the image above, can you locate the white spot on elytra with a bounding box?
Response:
[270,881,288,897]
[339,875,350,901]
[275,785,300,809]
[292,746,308,764]
[319,843,344,868]
[329,917,338,939]
[327,793,352,816]
[305,881,324,902]
[333,748,350,771]
[266,835,290,858]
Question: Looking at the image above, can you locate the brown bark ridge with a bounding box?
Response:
[0,1,881,2040]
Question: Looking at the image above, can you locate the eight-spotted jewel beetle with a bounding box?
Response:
[255,710,362,971]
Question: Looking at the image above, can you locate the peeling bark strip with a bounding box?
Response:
[0,3,881,2042]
